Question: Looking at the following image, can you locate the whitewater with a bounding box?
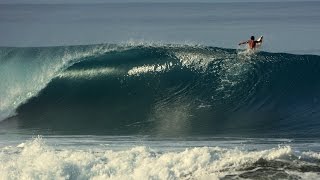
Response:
[1,135,320,179]
[1,1,320,179]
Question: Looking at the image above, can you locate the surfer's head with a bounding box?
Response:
[251,36,255,40]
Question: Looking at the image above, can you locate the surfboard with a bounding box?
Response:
[256,36,263,47]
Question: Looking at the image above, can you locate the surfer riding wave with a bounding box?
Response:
[239,36,263,49]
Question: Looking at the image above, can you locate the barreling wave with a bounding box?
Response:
[1,43,320,136]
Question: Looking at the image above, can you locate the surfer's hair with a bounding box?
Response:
[251,36,255,40]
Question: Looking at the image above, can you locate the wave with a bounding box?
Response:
[1,43,320,136]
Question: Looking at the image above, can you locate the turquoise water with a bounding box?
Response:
[1,45,320,137]
[1,43,320,179]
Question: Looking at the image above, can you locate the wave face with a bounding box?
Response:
[1,44,320,136]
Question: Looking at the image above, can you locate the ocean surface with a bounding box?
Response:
[1,1,320,179]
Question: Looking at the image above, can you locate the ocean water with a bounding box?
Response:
[1,1,320,179]
[1,1,320,54]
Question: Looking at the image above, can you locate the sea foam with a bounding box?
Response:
[0,137,296,180]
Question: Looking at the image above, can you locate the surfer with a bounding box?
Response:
[238,36,263,49]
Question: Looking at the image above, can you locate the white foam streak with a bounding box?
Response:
[128,62,173,76]
[58,67,120,79]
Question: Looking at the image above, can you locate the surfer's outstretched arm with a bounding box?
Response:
[238,41,248,46]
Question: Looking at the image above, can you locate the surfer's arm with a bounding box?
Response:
[238,41,248,45]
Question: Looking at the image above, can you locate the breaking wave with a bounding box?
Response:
[1,44,320,136]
